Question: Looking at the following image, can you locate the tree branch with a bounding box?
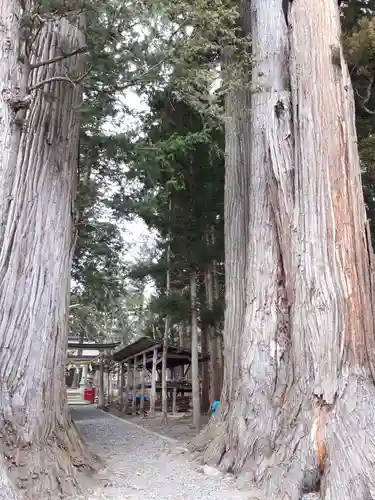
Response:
[29,76,75,91]
[355,74,375,115]
[30,46,88,69]
[29,69,90,92]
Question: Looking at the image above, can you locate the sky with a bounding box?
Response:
[102,88,158,299]
[103,88,156,265]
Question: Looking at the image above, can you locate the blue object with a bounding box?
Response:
[135,395,149,402]
[210,400,219,416]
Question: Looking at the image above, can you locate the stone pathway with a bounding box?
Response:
[72,406,249,500]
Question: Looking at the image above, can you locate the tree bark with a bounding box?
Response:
[194,1,375,499]
[107,369,111,404]
[71,366,79,389]
[119,363,124,410]
[98,355,105,407]
[161,202,171,425]
[123,362,130,414]
[0,6,96,499]
[212,253,223,394]
[201,323,210,413]
[205,263,221,402]
[132,357,137,414]
[140,352,146,414]
[177,323,185,380]
[191,270,200,429]
[149,347,158,416]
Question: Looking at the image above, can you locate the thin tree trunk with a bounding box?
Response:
[119,363,124,410]
[191,270,200,429]
[123,362,130,414]
[161,313,170,423]
[149,347,158,417]
[177,323,185,379]
[205,263,221,402]
[201,323,210,413]
[212,229,224,395]
[161,198,172,425]
[71,366,79,390]
[195,1,375,499]
[107,369,111,404]
[0,7,96,498]
[132,357,137,414]
[98,355,105,408]
[140,352,146,415]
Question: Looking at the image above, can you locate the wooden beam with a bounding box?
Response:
[122,343,162,363]
[140,352,146,414]
[132,356,137,415]
[67,341,120,350]
[150,347,157,417]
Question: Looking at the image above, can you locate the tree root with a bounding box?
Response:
[0,412,101,500]
[0,455,22,500]
[191,375,375,500]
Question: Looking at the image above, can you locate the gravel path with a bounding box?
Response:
[72,406,249,500]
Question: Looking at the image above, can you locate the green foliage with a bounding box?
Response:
[122,81,225,337]
[62,0,375,344]
[341,3,375,246]
[34,0,239,341]
[150,291,191,323]
[200,299,224,329]
[343,17,375,66]
[69,284,147,342]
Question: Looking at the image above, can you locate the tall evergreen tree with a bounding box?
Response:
[196,1,375,499]
[0,2,95,497]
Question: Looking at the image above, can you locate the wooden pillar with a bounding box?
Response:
[132,356,137,414]
[172,386,177,414]
[107,368,111,404]
[150,347,157,416]
[98,355,104,407]
[124,361,130,413]
[119,362,124,410]
[140,352,146,415]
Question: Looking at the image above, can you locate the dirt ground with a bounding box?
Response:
[72,405,249,500]
[106,407,210,441]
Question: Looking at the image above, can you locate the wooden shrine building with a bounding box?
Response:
[112,337,209,415]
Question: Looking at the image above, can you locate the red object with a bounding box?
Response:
[84,387,95,404]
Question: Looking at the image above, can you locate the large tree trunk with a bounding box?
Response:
[194,1,375,499]
[0,6,96,499]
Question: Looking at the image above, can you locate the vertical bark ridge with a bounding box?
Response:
[222,87,251,405]
[289,0,375,401]
[0,0,22,245]
[223,0,296,477]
